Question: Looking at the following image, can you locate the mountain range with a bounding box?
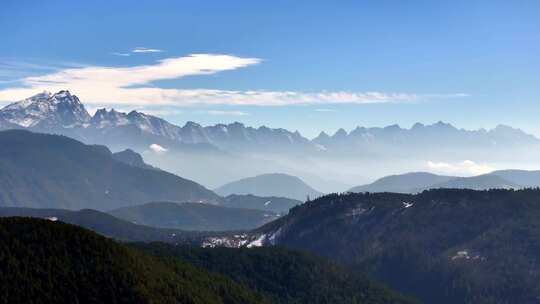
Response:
[3,90,540,191]
[215,173,324,201]
[1,90,539,157]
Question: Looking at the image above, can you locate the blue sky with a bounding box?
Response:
[1,0,538,137]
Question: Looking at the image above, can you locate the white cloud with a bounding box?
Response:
[111,52,131,57]
[149,143,168,154]
[0,54,467,108]
[207,110,250,116]
[132,47,163,53]
[314,108,337,112]
[427,160,495,176]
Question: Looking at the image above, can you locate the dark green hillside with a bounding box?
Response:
[259,189,540,304]
[0,217,266,304]
[0,130,219,210]
[109,202,279,231]
[135,243,418,304]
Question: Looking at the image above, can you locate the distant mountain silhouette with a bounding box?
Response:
[109,201,279,231]
[221,194,302,214]
[349,171,524,193]
[490,169,540,187]
[348,172,455,193]
[427,174,520,191]
[215,173,323,201]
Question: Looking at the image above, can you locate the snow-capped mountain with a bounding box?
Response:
[313,120,540,155]
[0,90,313,153]
[1,90,539,157]
[0,91,91,129]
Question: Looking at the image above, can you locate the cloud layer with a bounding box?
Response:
[0,54,465,108]
[427,160,495,176]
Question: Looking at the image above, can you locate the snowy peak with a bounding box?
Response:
[91,108,129,128]
[0,90,90,128]
[3,91,52,111]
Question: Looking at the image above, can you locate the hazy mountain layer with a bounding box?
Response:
[109,201,279,231]
[0,129,220,210]
[215,173,323,201]
[349,171,528,193]
[0,207,202,242]
[2,90,540,189]
[221,194,302,214]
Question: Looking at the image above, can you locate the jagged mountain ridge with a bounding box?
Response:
[0,91,311,153]
[1,90,539,155]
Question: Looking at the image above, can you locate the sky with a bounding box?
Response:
[0,0,538,138]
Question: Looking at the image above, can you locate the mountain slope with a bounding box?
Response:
[221,194,302,214]
[0,129,220,210]
[349,172,455,193]
[0,217,266,304]
[215,173,323,201]
[135,243,419,304]
[109,202,279,231]
[112,148,156,170]
[253,189,540,304]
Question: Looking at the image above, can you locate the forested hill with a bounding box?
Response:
[0,217,417,304]
[0,217,265,304]
[256,188,540,304]
[135,243,419,304]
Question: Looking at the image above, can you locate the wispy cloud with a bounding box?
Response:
[207,110,250,116]
[427,160,494,176]
[0,54,467,108]
[314,108,337,112]
[132,47,163,53]
[111,52,131,57]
